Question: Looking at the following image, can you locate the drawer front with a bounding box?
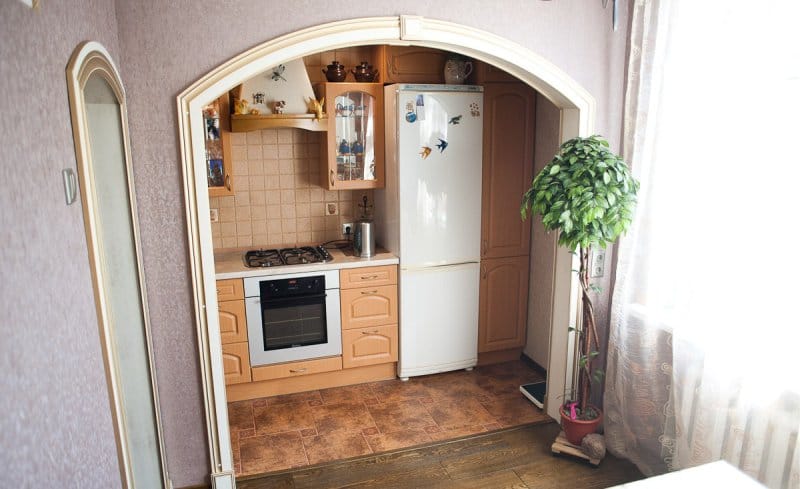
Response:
[219,300,247,344]
[221,342,251,385]
[216,279,244,302]
[251,356,342,382]
[340,284,398,330]
[340,265,397,289]
[342,324,398,369]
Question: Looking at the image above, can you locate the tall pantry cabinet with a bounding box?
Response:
[478,82,536,357]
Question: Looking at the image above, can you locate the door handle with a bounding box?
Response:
[329,169,335,187]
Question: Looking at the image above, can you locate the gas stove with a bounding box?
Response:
[244,246,333,268]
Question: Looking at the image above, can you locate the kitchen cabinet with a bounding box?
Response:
[340,285,398,330]
[203,93,234,197]
[471,60,518,84]
[342,324,398,369]
[221,342,251,385]
[250,356,342,382]
[479,256,530,352]
[478,83,536,357]
[218,300,247,344]
[379,46,447,84]
[339,265,397,289]
[480,83,536,259]
[318,82,384,190]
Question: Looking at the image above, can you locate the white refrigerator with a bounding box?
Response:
[376,84,483,379]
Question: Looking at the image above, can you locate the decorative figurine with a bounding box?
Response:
[252,92,266,105]
[419,146,432,159]
[272,100,286,114]
[339,139,350,155]
[271,64,286,82]
[234,98,249,115]
[249,108,261,115]
[307,97,325,120]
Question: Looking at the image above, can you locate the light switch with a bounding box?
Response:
[210,208,219,223]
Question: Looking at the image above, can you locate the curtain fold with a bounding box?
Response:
[605,1,800,487]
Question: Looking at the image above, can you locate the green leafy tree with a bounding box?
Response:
[521,135,639,419]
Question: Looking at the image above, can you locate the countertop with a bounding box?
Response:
[214,247,399,280]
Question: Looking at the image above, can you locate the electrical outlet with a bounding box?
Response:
[342,222,353,236]
[590,247,605,278]
[209,208,219,223]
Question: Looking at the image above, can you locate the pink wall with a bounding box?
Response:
[0,1,123,488]
[1,1,628,487]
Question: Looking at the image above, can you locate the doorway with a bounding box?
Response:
[177,16,590,486]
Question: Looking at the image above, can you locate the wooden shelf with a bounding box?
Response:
[230,113,328,133]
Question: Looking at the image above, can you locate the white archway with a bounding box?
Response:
[177,16,590,487]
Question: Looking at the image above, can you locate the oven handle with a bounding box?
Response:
[260,293,327,306]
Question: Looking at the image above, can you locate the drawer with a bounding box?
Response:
[342,324,398,369]
[221,342,251,385]
[340,284,398,330]
[216,279,244,302]
[251,356,342,382]
[219,299,247,344]
[339,265,397,289]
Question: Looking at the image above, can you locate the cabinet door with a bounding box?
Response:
[381,46,447,84]
[205,93,234,197]
[342,324,398,368]
[339,265,397,290]
[340,284,397,330]
[481,83,536,259]
[320,83,384,190]
[219,300,247,344]
[222,342,251,385]
[478,256,530,352]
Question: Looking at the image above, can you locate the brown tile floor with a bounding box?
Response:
[229,360,550,477]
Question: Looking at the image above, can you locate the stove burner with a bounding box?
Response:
[244,246,332,268]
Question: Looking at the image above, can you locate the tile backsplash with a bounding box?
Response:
[209,128,372,249]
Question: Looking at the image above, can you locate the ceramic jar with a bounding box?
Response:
[444,57,473,84]
[351,61,379,82]
[323,61,347,82]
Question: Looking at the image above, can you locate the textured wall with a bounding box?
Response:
[0,1,123,488]
[111,1,630,486]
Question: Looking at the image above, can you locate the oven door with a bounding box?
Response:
[245,281,341,366]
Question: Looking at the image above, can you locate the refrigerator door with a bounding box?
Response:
[397,88,483,268]
[398,263,479,378]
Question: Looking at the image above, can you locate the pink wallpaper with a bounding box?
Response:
[0,2,630,487]
[0,1,123,488]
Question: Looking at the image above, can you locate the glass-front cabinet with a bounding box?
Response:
[320,83,384,189]
[203,93,234,196]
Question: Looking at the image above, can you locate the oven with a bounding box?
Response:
[244,269,341,366]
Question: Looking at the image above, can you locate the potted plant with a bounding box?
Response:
[520,135,639,445]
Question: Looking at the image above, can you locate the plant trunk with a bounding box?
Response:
[578,245,596,416]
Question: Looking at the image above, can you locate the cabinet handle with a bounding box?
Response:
[225,174,232,191]
[360,290,378,295]
[362,330,380,335]
[360,275,379,280]
[289,368,307,374]
[329,169,335,187]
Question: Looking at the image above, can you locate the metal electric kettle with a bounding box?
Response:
[353,196,375,258]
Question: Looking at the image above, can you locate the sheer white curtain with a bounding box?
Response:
[605,1,800,488]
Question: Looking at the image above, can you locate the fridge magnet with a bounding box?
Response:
[405,111,417,123]
[436,138,449,153]
[448,115,463,125]
[419,146,432,159]
[470,102,480,117]
[416,94,426,121]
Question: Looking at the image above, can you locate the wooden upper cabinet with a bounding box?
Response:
[380,46,447,84]
[318,82,384,190]
[478,256,530,353]
[471,60,518,84]
[481,83,536,259]
[204,93,234,197]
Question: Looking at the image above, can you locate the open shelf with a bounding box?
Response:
[230,113,328,133]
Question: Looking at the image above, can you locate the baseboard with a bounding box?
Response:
[520,352,547,376]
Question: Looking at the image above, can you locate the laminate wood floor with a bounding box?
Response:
[236,422,645,489]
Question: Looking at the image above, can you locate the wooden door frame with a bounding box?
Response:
[176,16,591,487]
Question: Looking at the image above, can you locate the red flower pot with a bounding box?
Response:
[560,405,603,445]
